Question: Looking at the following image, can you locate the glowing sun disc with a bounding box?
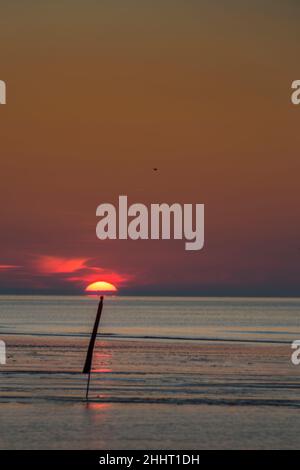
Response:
[85,281,117,293]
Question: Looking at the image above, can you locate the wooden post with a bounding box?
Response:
[83,296,104,400]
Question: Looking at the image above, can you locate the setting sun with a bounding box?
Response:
[85,281,117,293]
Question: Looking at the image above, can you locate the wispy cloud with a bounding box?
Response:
[33,255,89,274]
[30,254,132,291]
[0,264,21,271]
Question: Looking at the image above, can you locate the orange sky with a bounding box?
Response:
[0,1,299,295]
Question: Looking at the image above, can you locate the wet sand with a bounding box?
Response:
[1,296,300,449]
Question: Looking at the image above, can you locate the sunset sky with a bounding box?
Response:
[0,1,299,295]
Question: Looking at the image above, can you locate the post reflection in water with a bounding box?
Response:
[85,342,113,402]
[93,345,113,374]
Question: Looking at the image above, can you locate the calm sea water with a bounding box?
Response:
[1,296,300,449]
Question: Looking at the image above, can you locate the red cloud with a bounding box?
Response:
[0,264,21,271]
[31,255,133,290]
[34,255,89,274]
[67,271,130,286]
[66,264,132,286]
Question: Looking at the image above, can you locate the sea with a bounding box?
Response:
[0,295,300,449]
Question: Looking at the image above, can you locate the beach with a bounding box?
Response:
[1,296,300,449]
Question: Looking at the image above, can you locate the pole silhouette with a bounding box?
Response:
[83,295,104,400]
